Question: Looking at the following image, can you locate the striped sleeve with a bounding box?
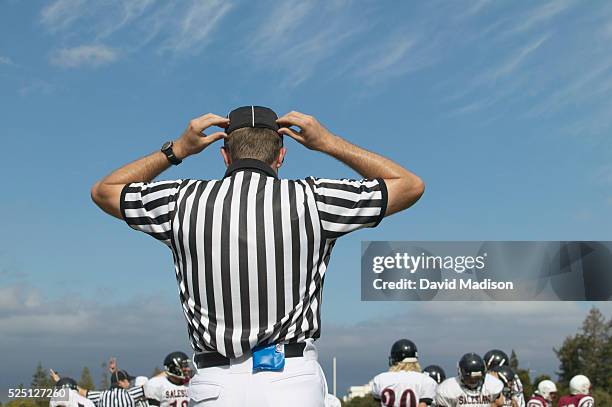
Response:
[305,177,387,238]
[120,180,183,244]
[86,390,102,403]
[127,386,145,401]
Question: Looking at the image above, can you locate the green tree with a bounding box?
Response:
[5,400,39,407]
[30,362,52,407]
[555,307,611,392]
[343,394,378,407]
[509,350,519,370]
[30,362,51,389]
[602,318,612,393]
[78,367,96,390]
[507,350,533,397]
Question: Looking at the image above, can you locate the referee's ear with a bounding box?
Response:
[220,147,231,167]
[274,147,286,170]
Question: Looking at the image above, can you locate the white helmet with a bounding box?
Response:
[569,375,591,395]
[537,380,558,401]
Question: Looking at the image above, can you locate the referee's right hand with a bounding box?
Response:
[174,113,229,160]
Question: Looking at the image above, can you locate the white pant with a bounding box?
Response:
[188,340,327,406]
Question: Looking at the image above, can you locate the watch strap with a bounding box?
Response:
[161,142,182,165]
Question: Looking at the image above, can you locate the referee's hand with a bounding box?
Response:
[174,113,229,160]
[277,111,336,152]
[49,369,60,383]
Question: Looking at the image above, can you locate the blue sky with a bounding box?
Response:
[1,0,612,399]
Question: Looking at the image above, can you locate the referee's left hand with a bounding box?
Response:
[174,113,229,160]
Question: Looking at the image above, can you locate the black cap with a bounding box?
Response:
[111,370,134,384]
[226,106,280,135]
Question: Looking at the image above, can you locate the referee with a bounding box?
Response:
[51,369,145,407]
[85,370,145,407]
[91,107,424,406]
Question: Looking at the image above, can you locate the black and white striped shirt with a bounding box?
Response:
[120,159,387,358]
[87,386,145,407]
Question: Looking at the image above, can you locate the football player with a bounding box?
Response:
[49,377,95,407]
[423,365,446,385]
[490,366,519,407]
[371,339,438,407]
[144,351,192,407]
[484,349,525,407]
[558,375,595,407]
[526,380,557,407]
[435,353,505,407]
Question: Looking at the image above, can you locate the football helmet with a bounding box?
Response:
[458,353,486,390]
[569,375,591,395]
[483,349,509,370]
[422,365,446,384]
[537,380,558,401]
[164,351,193,381]
[389,339,418,366]
[55,377,77,390]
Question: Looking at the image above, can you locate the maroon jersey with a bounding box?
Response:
[527,394,549,407]
[558,394,595,407]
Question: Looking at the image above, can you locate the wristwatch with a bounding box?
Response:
[161,141,182,165]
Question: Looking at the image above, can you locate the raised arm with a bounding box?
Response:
[277,111,424,216]
[49,369,90,398]
[90,114,229,219]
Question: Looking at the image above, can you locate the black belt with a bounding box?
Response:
[194,343,306,369]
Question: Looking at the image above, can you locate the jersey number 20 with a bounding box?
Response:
[381,388,417,407]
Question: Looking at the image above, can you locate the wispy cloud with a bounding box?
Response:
[444,35,549,116]
[480,34,550,83]
[50,45,118,68]
[18,79,57,97]
[0,56,15,66]
[248,0,316,54]
[456,0,494,19]
[40,0,233,59]
[40,0,87,31]
[527,56,612,118]
[349,22,442,85]
[245,0,369,87]
[160,0,233,54]
[355,36,417,80]
[95,0,156,39]
[510,0,575,34]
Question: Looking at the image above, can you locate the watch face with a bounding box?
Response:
[162,141,172,151]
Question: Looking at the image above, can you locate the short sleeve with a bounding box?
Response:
[120,180,183,245]
[434,384,452,407]
[144,379,162,401]
[128,386,145,400]
[371,375,382,399]
[86,390,102,403]
[305,177,388,238]
[420,376,437,402]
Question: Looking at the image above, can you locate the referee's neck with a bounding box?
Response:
[224,158,279,179]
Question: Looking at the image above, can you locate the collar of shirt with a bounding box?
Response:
[224,158,278,179]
